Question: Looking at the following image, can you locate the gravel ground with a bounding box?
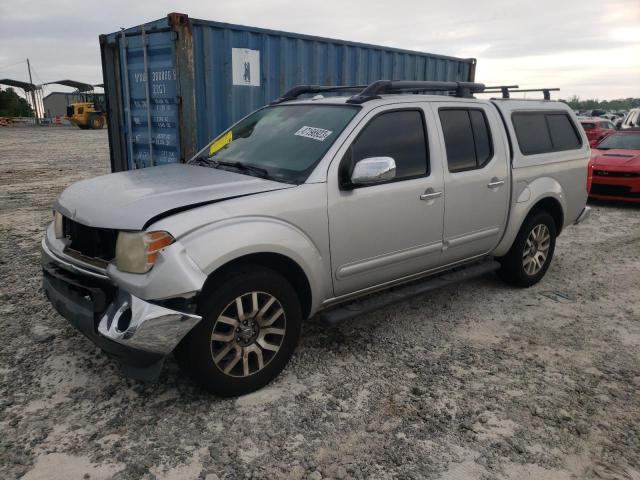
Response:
[1,126,639,480]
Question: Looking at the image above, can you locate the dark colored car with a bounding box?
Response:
[580,118,616,147]
[589,131,640,203]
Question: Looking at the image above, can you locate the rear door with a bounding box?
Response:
[431,102,510,263]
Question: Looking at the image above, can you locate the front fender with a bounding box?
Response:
[492,176,567,257]
[180,216,329,314]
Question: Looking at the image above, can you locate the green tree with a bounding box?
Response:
[0,87,34,116]
[559,95,640,112]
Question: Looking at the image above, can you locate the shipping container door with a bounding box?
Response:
[118,28,180,169]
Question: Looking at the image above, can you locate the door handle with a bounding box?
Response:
[487,179,505,188]
[419,190,442,201]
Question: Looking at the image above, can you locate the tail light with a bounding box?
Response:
[586,159,594,193]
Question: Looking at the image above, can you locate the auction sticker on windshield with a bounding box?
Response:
[209,131,233,155]
[294,126,333,142]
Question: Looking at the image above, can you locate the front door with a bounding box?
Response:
[327,105,445,297]
[431,103,510,263]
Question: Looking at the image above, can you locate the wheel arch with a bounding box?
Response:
[199,252,313,320]
[179,217,330,317]
[532,196,564,235]
[493,177,567,257]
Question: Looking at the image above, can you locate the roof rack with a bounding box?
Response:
[271,85,368,104]
[271,81,560,104]
[345,80,486,103]
[271,80,486,104]
[481,87,560,100]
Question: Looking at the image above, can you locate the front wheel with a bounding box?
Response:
[498,210,557,287]
[176,265,302,396]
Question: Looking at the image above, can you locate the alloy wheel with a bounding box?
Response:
[210,291,286,377]
[522,224,551,276]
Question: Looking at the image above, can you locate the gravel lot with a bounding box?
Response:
[1,126,639,480]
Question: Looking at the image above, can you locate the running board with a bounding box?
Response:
[320,259,501,324]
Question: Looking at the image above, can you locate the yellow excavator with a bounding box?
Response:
[66,102,106,129]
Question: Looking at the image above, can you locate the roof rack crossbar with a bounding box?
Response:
[482,87,560,100]
[346,80,486,104]
[481,85,519,98]
[271,85,368,104]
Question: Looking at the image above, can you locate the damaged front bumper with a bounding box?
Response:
[42,239,201,381]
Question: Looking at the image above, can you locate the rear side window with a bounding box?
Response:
[350,110,428,179]
[439,108,493,172]
[547,114,582,151]
[581,122,596,130]
[512,112,582,155]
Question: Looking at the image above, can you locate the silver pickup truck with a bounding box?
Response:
[42,81,591,396]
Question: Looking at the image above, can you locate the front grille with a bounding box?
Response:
[593,170,640,178]
[62,217,118,266]
[591,184,640,198]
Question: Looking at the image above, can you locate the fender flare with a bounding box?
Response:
[180,216,329,314]
[492,176,567,257]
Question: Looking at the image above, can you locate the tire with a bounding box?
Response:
[91,116,104,129]
[498,210,557,287]
[176,265,302,396]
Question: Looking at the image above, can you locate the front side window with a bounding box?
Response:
[512,111,582,155]
[345,110,429,181]
[199,105,359,184]
[439,108,493,172]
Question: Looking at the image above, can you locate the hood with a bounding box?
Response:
[591,149,640,169]
[55,163,293,230]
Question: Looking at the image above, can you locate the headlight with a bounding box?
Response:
[115,231,175,274]
[53,210,64,238]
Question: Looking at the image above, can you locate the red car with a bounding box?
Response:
[580,118,616,147]
[589,130,640,203]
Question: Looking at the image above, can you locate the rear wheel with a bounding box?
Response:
[176,266,302,396]
[498,210,556,287]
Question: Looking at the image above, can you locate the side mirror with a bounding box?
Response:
[350,157,396,186]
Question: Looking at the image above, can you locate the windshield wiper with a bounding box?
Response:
[194,157,271,179]
[214,160,270,179]
[191,156,298,184]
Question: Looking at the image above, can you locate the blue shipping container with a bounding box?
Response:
[100,13,476,172]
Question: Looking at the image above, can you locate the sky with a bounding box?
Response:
[1,0,638,101]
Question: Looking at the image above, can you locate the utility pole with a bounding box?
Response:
[26,58,39,124]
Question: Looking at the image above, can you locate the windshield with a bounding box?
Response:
[597,133,640,150]
[197,104,359,183]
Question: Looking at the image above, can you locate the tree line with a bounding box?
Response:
[561,95,640,112]
[0,87,34,117]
